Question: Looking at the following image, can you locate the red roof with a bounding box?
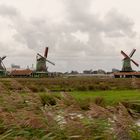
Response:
[10,69,33,76]
[114,72,140,76]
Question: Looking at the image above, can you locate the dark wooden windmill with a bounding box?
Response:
[36,47,55,72]
[121,49,139,72]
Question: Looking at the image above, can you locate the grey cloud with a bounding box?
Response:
[103,9,136,38]
[0,4,19,18]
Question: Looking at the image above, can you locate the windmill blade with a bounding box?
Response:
[37,50,55,65]
[1,56,6,60]
[129,49,136,58]
[131,59,139,67]
[1,61,6,70]
[46,59,55,65]
[121,51,129,58]
[37,53,45,58]
[44,47,48,58]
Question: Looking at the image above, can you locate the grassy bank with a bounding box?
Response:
[1,77,140,93]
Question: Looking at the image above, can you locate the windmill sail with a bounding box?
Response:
[131,59,139,67]
[129,49,136,58]
[44,47,48,58]
[0,56,6,70]
[121,51,129,58]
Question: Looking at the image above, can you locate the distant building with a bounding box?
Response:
[11,64,20,69]
[97,69,106,74]
[83,69,92,74]
[10,69,33,77]
[92,70,98,74]
[70,71,79,74]
[112,68,120,72]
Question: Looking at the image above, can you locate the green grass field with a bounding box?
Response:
[70,90,140,105]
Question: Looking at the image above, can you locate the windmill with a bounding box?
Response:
[0,56,6,76]
[36,47,55,72]
[121,49,139,72]
[0,56,6,70]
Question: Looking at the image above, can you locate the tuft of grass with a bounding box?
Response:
[28,85,38,92]
[94,96,105,106]
[129,125,140,140]
[39,93,56,106]
[0,126,47,140]
[77,98,90,110]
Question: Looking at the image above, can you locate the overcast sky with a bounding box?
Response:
[0,0,140,72]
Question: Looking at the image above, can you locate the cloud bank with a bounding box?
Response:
[0,0,138,72]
